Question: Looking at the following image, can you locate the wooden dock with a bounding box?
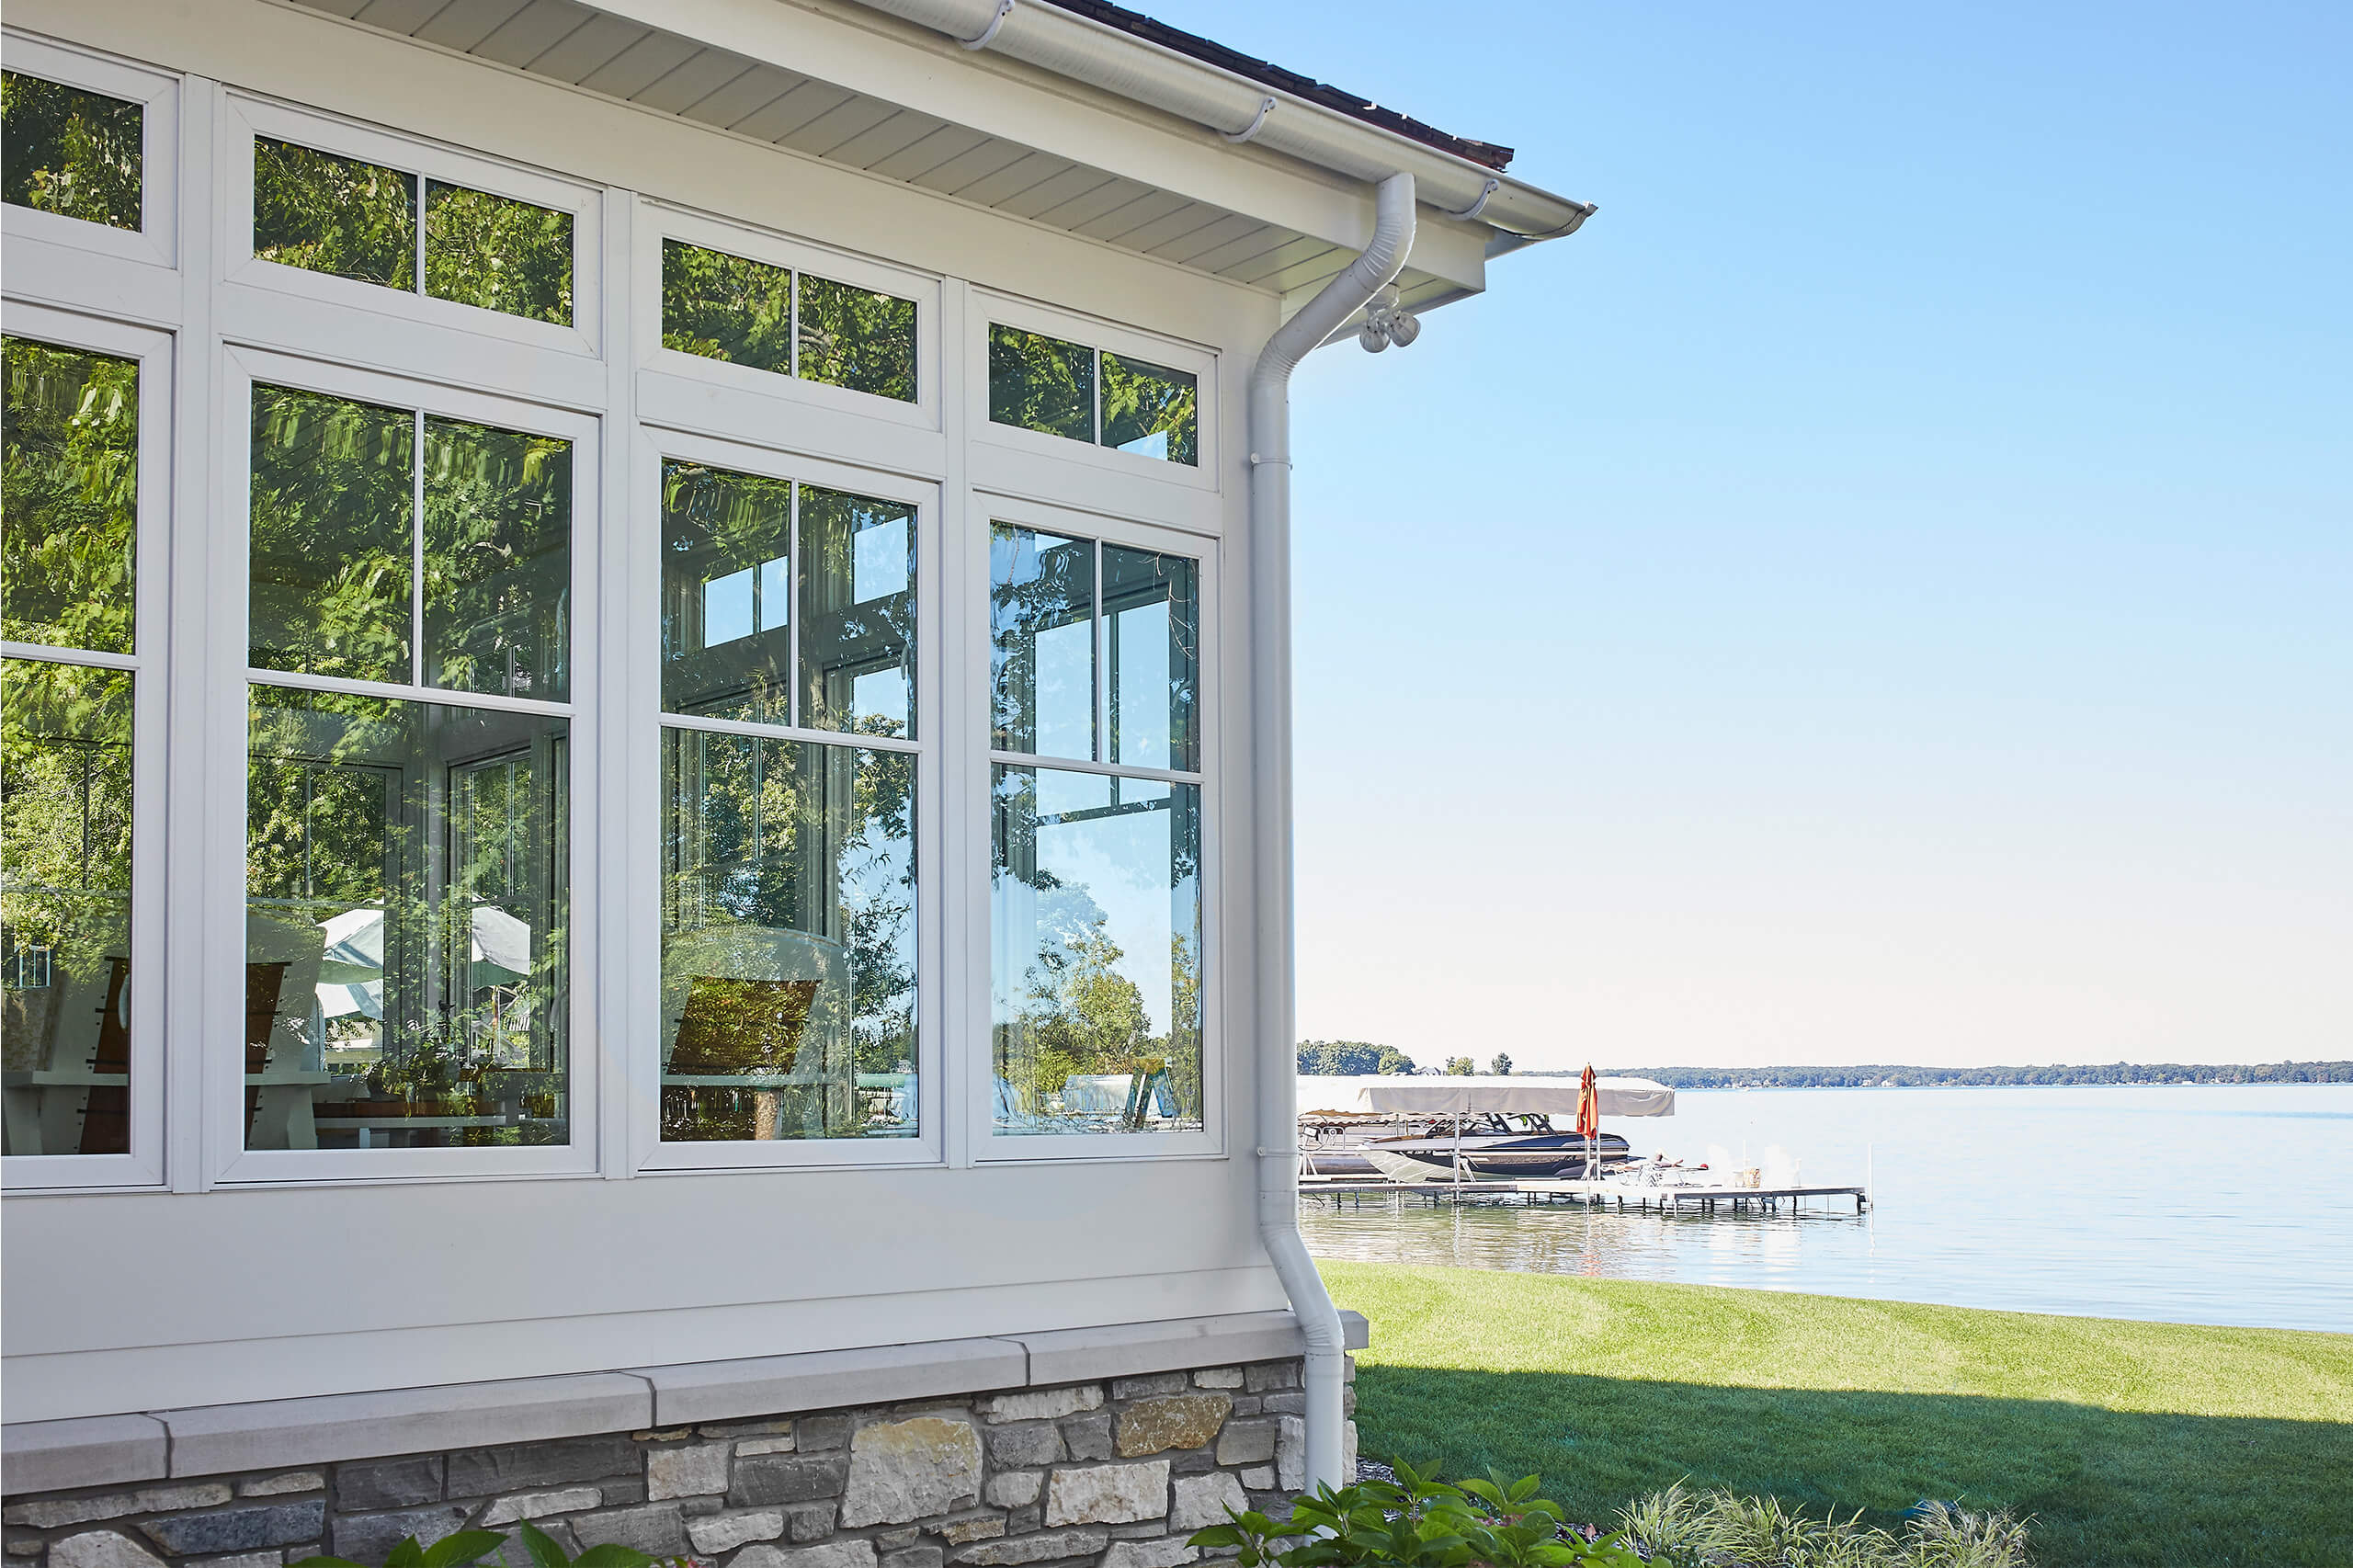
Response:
[1298,1175,1869,1214]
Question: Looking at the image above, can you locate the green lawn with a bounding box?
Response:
[1320,1259,2353,1567]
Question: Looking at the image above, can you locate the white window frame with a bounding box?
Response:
[970,291,1218,494]
[630,426,943,1173]
[0,31,180,275]
[971,490,1222,1164]
[637,202,942,439]
[1,302,173,1191]
[220,94,603,362]
[205,344,602,1186]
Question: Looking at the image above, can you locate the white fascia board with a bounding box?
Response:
[572,0,1492,296]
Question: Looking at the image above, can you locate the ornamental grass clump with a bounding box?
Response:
[1187,1461,1643,1568]
[1612,1483,2032,1568]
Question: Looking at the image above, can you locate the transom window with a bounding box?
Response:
[1,72,142,233]
[253,136,574,327]
[988,324,1199,466]
[663,240,917,404]
[989,523,1203,1138]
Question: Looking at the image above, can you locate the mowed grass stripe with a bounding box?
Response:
[1321,1260,2353,1568]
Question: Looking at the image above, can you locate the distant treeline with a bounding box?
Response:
[1566,1062,2353,1088]
[1298,1040,1416,1075]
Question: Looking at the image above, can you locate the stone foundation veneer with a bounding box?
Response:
[2,1318,1363,1568]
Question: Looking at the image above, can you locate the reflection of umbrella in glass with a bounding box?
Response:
[313,904,532,1018]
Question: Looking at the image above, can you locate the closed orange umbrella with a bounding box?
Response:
[1576,1064,1601,1176]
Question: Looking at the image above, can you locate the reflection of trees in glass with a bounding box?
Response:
[1,72,142,231]
[249,385,414,683]
[798,274,915,403]
[661,243,918,403]
[2,659,133,1101]
[424,183,572,324]
[4,337,139,654]
[990,767,1201,1131]
[422,417,570,699]
[254,138,415,290]
[245,687,569,1148]
[662,240,792,374]
[660,459,793,724]
[989,325,1094,443]
[1101,353,1198,466]
[988,328,1199,466]
[254,138,573,326]
[661,732,915,1141]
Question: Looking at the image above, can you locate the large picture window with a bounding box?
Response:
[989,522,1203,1138]
[656,458,919,1144]
[243,378,579,1153]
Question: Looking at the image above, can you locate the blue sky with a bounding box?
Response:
[1163,1,2350,1069]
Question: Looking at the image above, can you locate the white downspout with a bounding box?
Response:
[1251,169,1415,1496]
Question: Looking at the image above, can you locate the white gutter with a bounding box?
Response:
[847,0,1595,244]
[1245,170,1417,1495]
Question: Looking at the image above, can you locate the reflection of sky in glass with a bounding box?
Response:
[701,556,787,649]
[1035,619,1091,759]
[854,516,907,605]
[1117,429,1168,460]
[759,555,790,628]
[1029,770,1176,1035]
[854,667,908,730]
[1113,599,1169,768]
[703,568,751,646]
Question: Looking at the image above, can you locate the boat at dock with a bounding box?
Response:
[1298,1071,1673,1180]
[1360,1122,1633,1180]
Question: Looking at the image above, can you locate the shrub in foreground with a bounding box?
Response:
[1188,1464,1643,1568]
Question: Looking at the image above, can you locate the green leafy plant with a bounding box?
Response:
[291,1522,679,1568]
[290,1529,507,1568]
[1187,1461,1643,1568]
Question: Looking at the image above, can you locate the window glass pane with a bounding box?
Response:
[254,138,416,291]
[662,733,915,1142]
[991,765,1200,1136]
[245,686,568,1150]
[249,384,415,684]
[422,416,570,700]
[797,274,916,403]
[989,325,1094,443]
[4,337,139,655]
[661,460,792,726]
[1103,546,1197,772]
[1,73,142,232]
[661,240,792,376]
[2,659,134,1155]
[990,525,1093,759]
[800,486,915,739]
[1100,353,1198,466]
[423,180,573,325]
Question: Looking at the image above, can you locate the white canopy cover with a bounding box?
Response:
[1296,1074,1676,1119]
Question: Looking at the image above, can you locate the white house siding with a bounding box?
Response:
[1,0,1313,1425]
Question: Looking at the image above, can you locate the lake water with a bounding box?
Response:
[1298,1084,2353,1333]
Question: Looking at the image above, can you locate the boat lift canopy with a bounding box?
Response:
[1298,1074,1676,1119]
